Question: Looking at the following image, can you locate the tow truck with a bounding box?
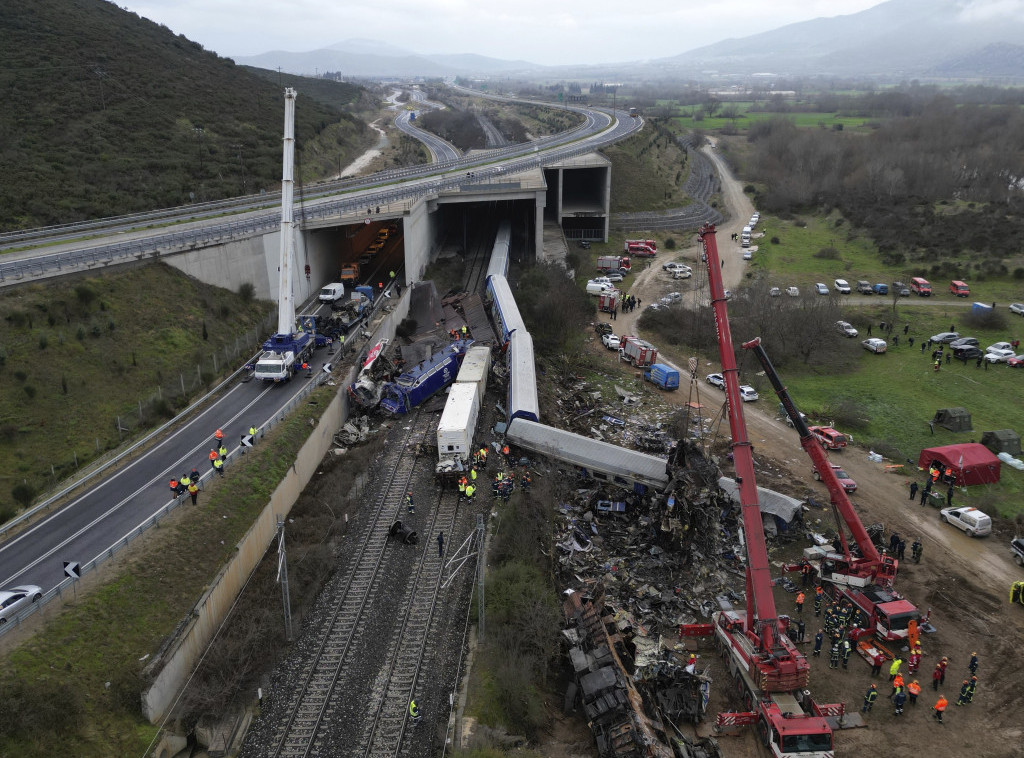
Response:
[683,225,843,757]
[744,338,922,643]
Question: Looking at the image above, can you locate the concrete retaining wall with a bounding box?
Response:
[142,289,412,724]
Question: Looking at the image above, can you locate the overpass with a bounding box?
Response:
[0,91,642,302]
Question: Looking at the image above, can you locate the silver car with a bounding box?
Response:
[0,585,43,624]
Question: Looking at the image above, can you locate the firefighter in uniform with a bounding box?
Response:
[829,642,840,669]
[956,680,970,706]
[862,684,878,713]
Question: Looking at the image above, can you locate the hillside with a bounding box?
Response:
[0,0,369,231]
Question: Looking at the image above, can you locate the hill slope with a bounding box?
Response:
[0,0,368,231]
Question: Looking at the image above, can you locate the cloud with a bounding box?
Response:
[957,0,1024,21]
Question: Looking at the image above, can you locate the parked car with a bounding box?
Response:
[985,348,1014,363]
[1007,354,1024,368]
[834,278,851,294]
[646,303,666,311]
[577,240,591,249]
[949,337,979,350]
[594,323,614,336]
[873,283,889,295]
[586,280,615,295]
[930,332,960,343]
[836,321,859,338]
[856,280,873,295]
[892,281,911,297]
[661,291,683,304]
[815,283,829,295]
[769,287,781,297]
[663,261,689,272]
[601,333,621,350]
[742,249,752,260]
[953,346,984,360]
[987,341,1013,353]
[809,425,847,450]
[705,373,725,389]
[949,280,970,297]
[673,268,693,280]
[603,272,624,282]
[862,338,888,354]
[813,463,857,493]
[723,289,733,300]
[739,385,759,402]
[0,585,43,624]
[939,506,992,537]
[1010,303,1024,316]
[786,286,800,297]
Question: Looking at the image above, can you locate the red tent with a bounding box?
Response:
[918,443,1001,486]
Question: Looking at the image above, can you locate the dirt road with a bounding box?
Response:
[594,138,1024,757]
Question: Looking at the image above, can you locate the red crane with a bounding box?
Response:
[743,337,922,642]
[688,225,841,755]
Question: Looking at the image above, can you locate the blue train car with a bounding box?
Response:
[486,275,526,339]
[484,221,512,282]
[380,343,468,415]
[507,330,539,422]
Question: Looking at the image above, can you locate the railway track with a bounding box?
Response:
[267,411,435,758]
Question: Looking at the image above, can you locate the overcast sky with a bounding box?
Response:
[114,0,892,65]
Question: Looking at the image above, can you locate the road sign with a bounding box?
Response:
[241,434,254,448]
[64,561,81,580]
[364,218,371,224]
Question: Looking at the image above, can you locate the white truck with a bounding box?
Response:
[436,383,480,463]
[741,226,752,248]
[455,345,492,406]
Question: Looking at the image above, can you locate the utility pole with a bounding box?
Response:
[277,519,293,641]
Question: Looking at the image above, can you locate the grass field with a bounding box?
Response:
[653,101,880,133]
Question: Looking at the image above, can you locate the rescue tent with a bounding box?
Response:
[981,429,1021,457]
[917,443,1001,486]
[932,407,972,432]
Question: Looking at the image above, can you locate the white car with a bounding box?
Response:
[985,348,1014,363]
[602,272,624,282]
[815,283,829,295]
[723,289,733,300]
[987,341,1013,353]
[662,291,683,304]
[663,261,690,273]
[862,338,888,354]
[742,249,752,260]
[1010,303,1024,316]
[672,268,693,280]
[705,373,725,389]
[835,321,858,338]
[940,506,992,537]
[769,287,781,297]
[739,385,759,402]
[601,333,621,350]
[786,286,800,297]
[834,278,851,294]
[586,280,615,295]
[0,585,43,624]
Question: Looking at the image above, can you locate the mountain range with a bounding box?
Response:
[234,0,1024,81]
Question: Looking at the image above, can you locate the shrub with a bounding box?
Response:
[23,385,36,400]
[664,237,676,250]
[823,397,870,431]
[237,282,256,303]
[794,218,807,227]
[813,247,841,260]
[11,483,36,509]
[74,284,97,307]
[770,236,780,244]
[1013,267,1024,280]
[964,309,1007,330]
[13,370,26,382]
[38,334,48,350]
[744,184,756,194]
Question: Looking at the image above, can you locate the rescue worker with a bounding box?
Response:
[214,428,224,445]
[461,325,468,338]
[912,539,923,562]
[457,479,466,498]
[870,654,883,677]
[890,673,905,698]
[908,646,921,674]
[933,664,943,691]
[889,657,903,682]
[218,444,228,460]
[213,457,224,476]
[480,447,488,466]
[813,586,824,616]
[795,591,805,615]
[466,483,475,499]
[862,684,878,713]
[956,680,970,706]
[966,675,978,703]
[796,618,805,642]
[409,699,420,724]
[405,491,415,514]
[470,466,477,482]
[841,639,852,670]
[437,531,444,559]
[169,478,179,496]
[829,642,840,669]
[502,443,512,466]
[968,652,979,676]
[189,467,201,483]
[933,694,948,723]
[908,679,921,705]
[938,656,949,685]
[893,687,907,716]
[800,560,812,586]
[813,630,824,657]
[522,471,531,491]
[249,424,258,442]
[188,481,199,505]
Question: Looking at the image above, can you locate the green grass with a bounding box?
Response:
[0,402,323,757]
[603,125,691,213]
[656,100,880,133]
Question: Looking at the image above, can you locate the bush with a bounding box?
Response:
[813,247,841,260]
[0,677,85,739]
[38,335,48,350]
[823,397,870,431]
[964,309,1007,331]
[664,237,676,250]
[1013,267,1024,280]
[237,282,256,303]
[770,236,780,244]
[11,483,36,509]
[74,284,97,307]
[23,385,36,400]
[744,184,756,194]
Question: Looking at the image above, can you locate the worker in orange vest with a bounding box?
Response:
[890,673,905,698]
[795,592,806,615]
[907,680,921,705]
[209,449,219,469]
[214,428,224,444]
[932,695,948,723]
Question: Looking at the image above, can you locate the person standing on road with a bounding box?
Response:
[405,491,415,515]
[933,695,948,723]
[966,676,978,703]
[897,539,906,560]
[188,482,199,505]
[889,657,903,682]
[862,685,878,713]
[912,539,923,562]
[213,458,224,476]
[939,656,949,685]
[920,487,929,506]
[933,664,943,691]
[893,688,907,716]
[436,531,444,559]
[956,680,970,706]
[908,680,921,705]
[946,485,955,506]
[795,591,805,615]
[829,642,840,669]
[797,618,805,642]
[841,639,852,670]
[813,630,824,657]
[909,481,919,500]
[969,652,979,676]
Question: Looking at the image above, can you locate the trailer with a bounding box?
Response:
[456,344,491,405]
[619,336,658,367]
[437,383,480,463]
[643,363,679,390]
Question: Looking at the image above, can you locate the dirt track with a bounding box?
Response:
[592,141,1024,758]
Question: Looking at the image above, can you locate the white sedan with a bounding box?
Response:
[985,348,1014,363]
[862,338,888,354]
[739,385,759,402]
[601,334,621,350]
[786,286,800,297]
[1010,303,1024,316]
[987,341,1013,353]
[0,585,43,624]
[835,321,858,338]
[705,373,725,389]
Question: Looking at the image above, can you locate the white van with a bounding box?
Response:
[741,226,752,248]
[318,282,346,304]
[586,280,615,296]
[940,506,992,537]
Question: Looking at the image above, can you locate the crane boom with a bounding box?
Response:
[277,87,297,336]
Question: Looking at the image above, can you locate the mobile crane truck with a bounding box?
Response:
[682,225,844,757]
[744,338,923,644]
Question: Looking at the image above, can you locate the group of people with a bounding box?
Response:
[862,651,979,722]
[169,425,257,502]
[448,325,470,341]
[619,294,641,313]
[168,468,202,505]
[910,467,956,508]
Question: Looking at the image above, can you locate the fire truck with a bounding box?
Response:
[746,340,922,642]
[682,226,843,757]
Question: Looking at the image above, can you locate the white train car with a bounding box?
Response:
[437,383,481,463]
[456,345,492,406]
[507,329,539,423]
[484,221,512,282]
